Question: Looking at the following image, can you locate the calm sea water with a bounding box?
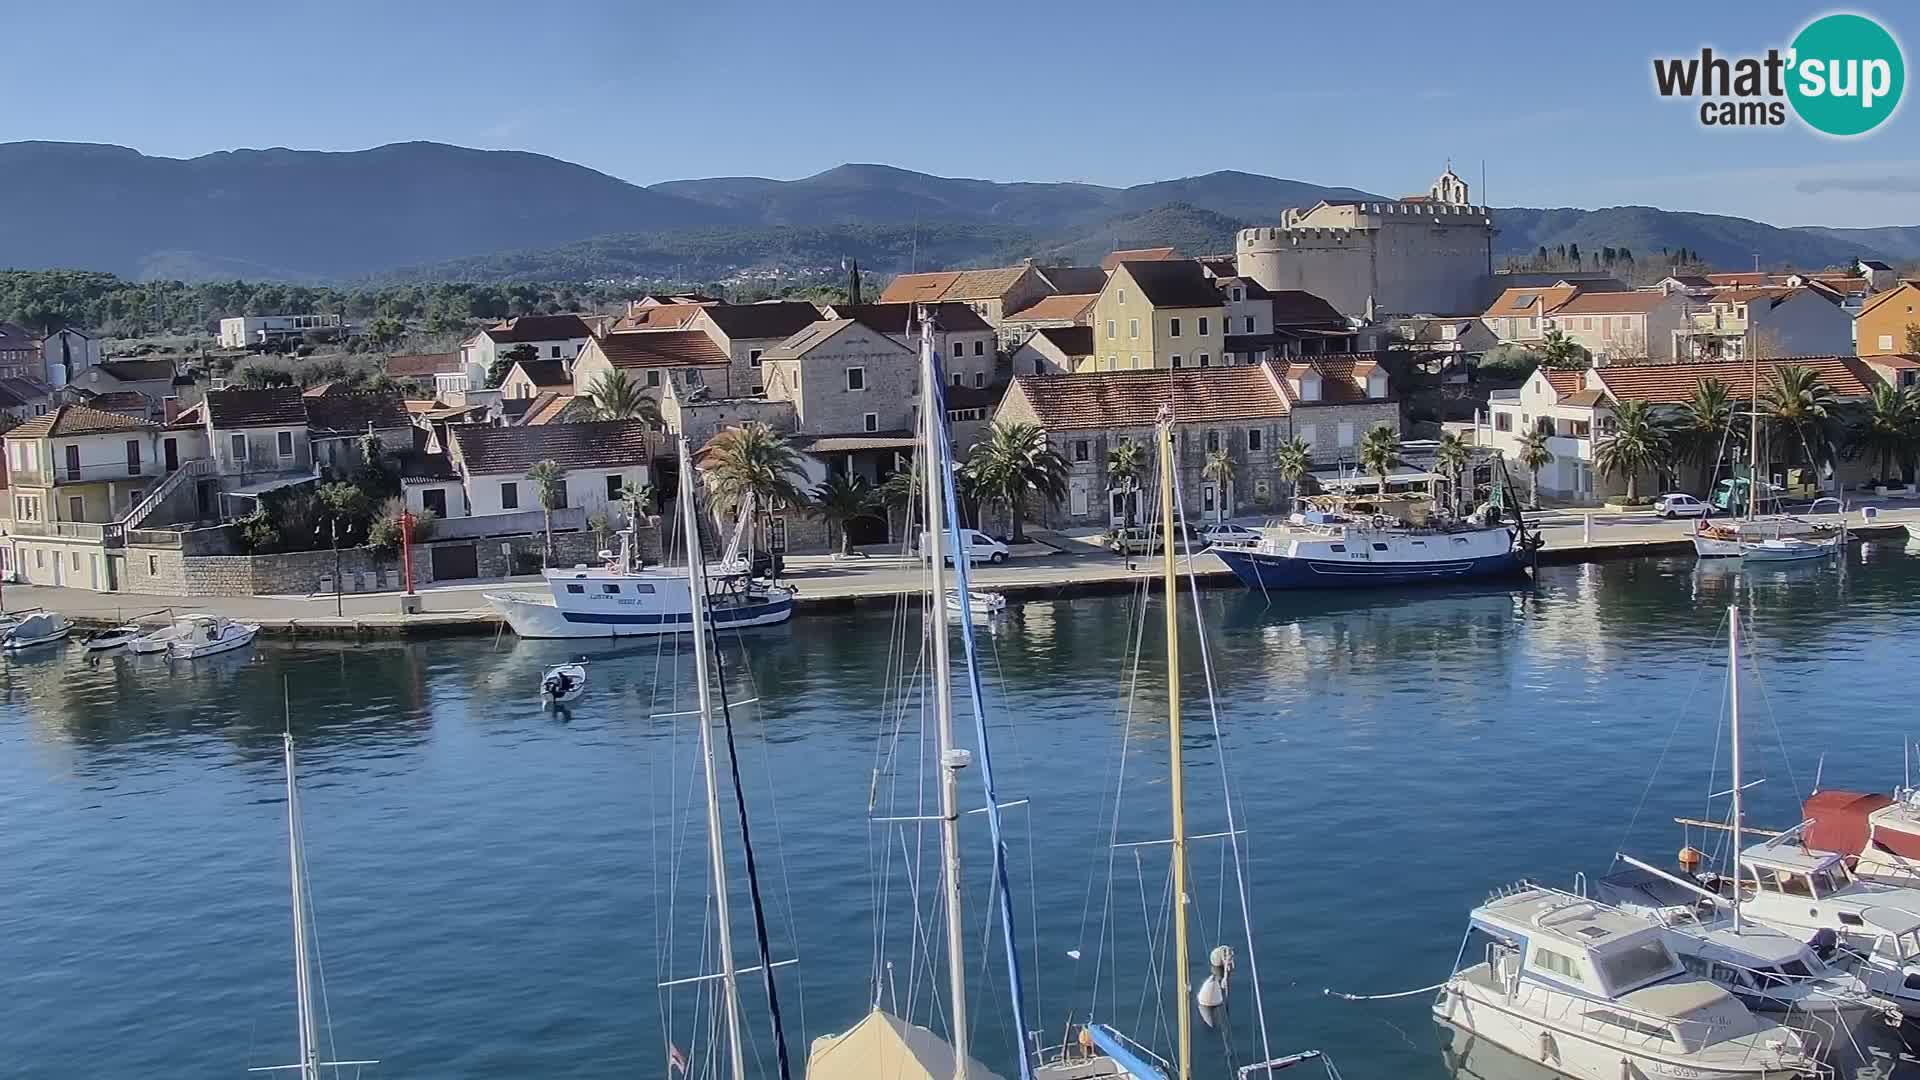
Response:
[6,542,1920,1080]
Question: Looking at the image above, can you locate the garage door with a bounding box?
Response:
[430,543,479,581]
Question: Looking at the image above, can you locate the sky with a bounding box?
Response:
[4,0,1916,228]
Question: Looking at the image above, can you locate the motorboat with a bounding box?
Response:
[167,614,259,659]
[1800,786,1920,886]
[1737,536,1841,563]
[2,611,73,650]
[540,662,587,704]
[486,526,793,639]
[128,617,196,655]
[944,588,1007,619]
[1596,862,1897,1046]
[81,624,143,652]
[1436,883,1824,1080]
[1212,493,1534,591]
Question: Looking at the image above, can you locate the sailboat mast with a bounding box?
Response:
[1157,414,1193,1080]
[283,732,319,1080]
[679,439,748,1080]
[1729,605,1744,930]
[919,316,972,1079]
[1747,353,1759,520]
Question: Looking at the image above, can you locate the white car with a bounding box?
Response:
[1202,523,1262,549]
[1653,493,1708,519]
[917,528,1010,565]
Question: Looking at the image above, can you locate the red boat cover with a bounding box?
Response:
[1803,790,1895,855]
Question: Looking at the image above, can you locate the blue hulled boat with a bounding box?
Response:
[1213,494,1533,591]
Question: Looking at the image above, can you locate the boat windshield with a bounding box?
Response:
[1877,929,1920,962]
[1594,940,1681,993]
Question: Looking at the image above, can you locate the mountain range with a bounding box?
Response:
[1,140,1914,285]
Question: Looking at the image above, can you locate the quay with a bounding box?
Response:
[6,508,1914,640]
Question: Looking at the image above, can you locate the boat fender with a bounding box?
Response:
[1537,1031,1554,1062]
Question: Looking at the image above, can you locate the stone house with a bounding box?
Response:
[820,302,997,389]
[2,404,166,589]
[457,314,596,391]
[0,377,54,426]
[1857,281,1920,356]
[65,358,179,420]
[448,420,657,519]
[759,319,918,442]
[0,322,40,380]
[1008,327,1092,377]
[570,329,736,414]
[497,358,574,402]
[302,387,416,475]
[1088,261,1229,373]
[690,302,825,398]
[992,359,1400,528]
[383,351,462,386]
[878,264,1051,327]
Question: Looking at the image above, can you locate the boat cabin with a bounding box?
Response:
[1470,889,1687,1000]
[1730,840,1920,964]
[1730,844,1855,901]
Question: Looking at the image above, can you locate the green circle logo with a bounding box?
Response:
[1788,13,1905,136]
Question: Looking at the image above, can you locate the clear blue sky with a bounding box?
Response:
[6,0,1915,228]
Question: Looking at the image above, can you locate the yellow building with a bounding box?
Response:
[1085,261,1227,372]
[1857,280,1920,356]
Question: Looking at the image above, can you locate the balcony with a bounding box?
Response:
[50,461,157,486]
[8,519,126,547]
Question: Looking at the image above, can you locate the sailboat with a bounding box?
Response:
[808,314,1034,1079]
[657,433,798,1080]
[1692,358,1838,561]
[249,727,377,1079]
[1035,410,1337,1080]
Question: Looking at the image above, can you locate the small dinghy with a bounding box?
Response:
[541,662,588,705]
[81,624,143,653]
[2,611,74,651]
[944,589,1008,619]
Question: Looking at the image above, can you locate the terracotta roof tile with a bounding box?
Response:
[480,314,594,344]
[827,302,991,335]
[304,390,411,433]
[1280,355,1385,403]
[452,419,652,475]
[203,387,308,428]
[1553,291,1671,314]
[511,359,572,388]
[1590,356,1880,403]
[698,300,824,341]
[595,329,730,369]
[614,303,707,331]
[1483,285,1577,319]
[1100,247,1180,270]
[384,351,462,378]
[1009,366,1288,431]
[5,403,158,439]
[1543,370,1586,396]
[1003,293,1098,324]
[878,266,1033,304]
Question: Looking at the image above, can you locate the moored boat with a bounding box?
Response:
[1214,493,1530,591]
[167,614,258,659]
[539,662,587,704]
[943,588,1007,618]
[1736,535,1841,563]
[81,624,143,652]
[2,611,73,650]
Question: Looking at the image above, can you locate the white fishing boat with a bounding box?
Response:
[485,523,793,639]
[539,661,587,704]
[944,588,1007,618]
[80,624,143,652]
[2,611,73,650]
[167,614,257,659]
[1436,883,1821,1080]
[1693,517,1838,559]
[1736,536,1841,563]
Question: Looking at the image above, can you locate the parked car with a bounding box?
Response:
[917,528,1010,564]
[1109,521,1204,555]
[1653,493,1709,519]
[1202,523,1262,549]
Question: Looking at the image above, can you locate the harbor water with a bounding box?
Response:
[5,542,1920,1079]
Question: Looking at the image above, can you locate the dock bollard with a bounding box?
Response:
[1583,514,1591,544]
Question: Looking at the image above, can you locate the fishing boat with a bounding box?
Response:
[1036,409,1337,1080]
[1213,488,1534,592]
[81,624,143,652]
[1693,518,1840,559]
[539,661,587,704]
[252,721,377,1078]
[168,614,258,659]
[810,313,1034,1079]
[1436,883,1821,1080]
[2,611,73,650]
[485,523,793,639]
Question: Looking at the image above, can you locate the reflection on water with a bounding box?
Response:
[2,546,1919,1078]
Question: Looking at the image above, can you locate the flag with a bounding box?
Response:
[667,1042,689,1076]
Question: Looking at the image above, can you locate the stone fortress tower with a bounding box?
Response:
[1235,165,1495,318]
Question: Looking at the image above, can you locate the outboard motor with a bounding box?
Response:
[543,673,568,698]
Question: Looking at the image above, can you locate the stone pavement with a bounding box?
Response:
[4,507,1912,637]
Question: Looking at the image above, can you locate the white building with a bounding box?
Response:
[218,314,345,349]
[455,314,596,401]
[41,327,103,387]
[447,420,656,519]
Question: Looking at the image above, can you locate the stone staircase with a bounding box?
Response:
[122,459,213,531]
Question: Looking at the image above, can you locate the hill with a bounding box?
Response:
[1792,224,1920,263]
[1494,206,1895,270]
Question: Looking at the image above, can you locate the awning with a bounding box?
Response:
[797,434,919,454]
[224,473,320,499]
[1314,466,1436,490]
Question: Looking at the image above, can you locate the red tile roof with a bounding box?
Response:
[384,351,462,378]
[1100,246,1180,270]
[1483,285,1576,319]
[203,386,308,428]
[1552,291,1671,315]
[1279,356,1386,403]
[1008,366,1288,431]
[879,266,1034,304]
[5,402,159,438]
[1003,293,1098,324]
[1590,356,1881,403]
[480,314,594,344]
[1543,370,1585,396]
[698,300,824,341]
[594,329,730,369]
[614,303,707,331]
[452,419,651,475]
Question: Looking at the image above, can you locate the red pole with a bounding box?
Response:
[401,509,416,595]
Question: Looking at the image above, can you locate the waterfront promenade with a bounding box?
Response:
[7,506,1915,637]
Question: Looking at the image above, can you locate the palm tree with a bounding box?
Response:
[961,421,1068,543]
[1671,378,1737,497]
[702,422,811,553]
[1357,425,1398,497]
[1270,437,1314,512]
[812,472,878,557]
[582,370,662,426]
[1759,364,1838,484]
[1847,384,1920,487]
[1516,427,1554,509]
[525,459,569,566]
[1106,440,1146,527]
[615,481,655,528]
[1201,448,1236,523]
[1540,330,1588,371]
[1592,400,1669,502]
[877,466,921,539]
[1434,431,1470,513]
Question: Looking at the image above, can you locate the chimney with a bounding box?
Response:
[163,396,181,424]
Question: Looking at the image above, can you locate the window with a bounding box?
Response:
[974,372,985,388]
[1594,941,1679,992]
[863,412,879,433]
[602,584,621,594]
[1074,440,1090,462]
[1118,289,1126,304]
[501,482,519,510]
[1172,355,1183,368]
[69,496,84,521]
[551,345,563,358]
[1494,412,1513,432]
[1170,318,1182,338]
[752,383,764,395]
[1107,320,1116,339]
[1033,360,1045,375]
[126,440,141,473]
[973,340,984,356]
[646,370,661,387]
[1328,543,1345,553]
[277,430,295,458]
[565,583,585,594]
[1254,479,1270,497]
[1231,287,1243,301]
[35,549,44,568]
[1245,316,1255,333]
[148,555,158,575]
[847,366,866,391]
[1198,317,1210,336]
[1129,319,1139,339]
[551,480,568,508]
[632,583,656,594]
[1533,947,1584,983]
[230,432,247,462]
[1337,422,1355,447]
[750,349,764,366]
[1248,428,1263,452]
[952,372,962,388]
[1881,335,1896,351]
[606,475,623,501]
[1129,355,1139,368]
[1199,354,1210,367]
[685,369,704,388]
